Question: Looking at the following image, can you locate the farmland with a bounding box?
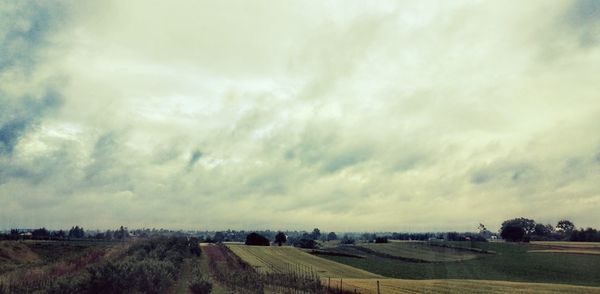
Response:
[227,244,380,278]
[357,241,482,262]
[329,278,600,294]
[529,241,600,255]
[316,241,600,287]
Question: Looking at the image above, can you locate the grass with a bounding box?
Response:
[529,241,600,255]
[331,278,600,294]
[317,241,600,287]
[531,241,600,247]
[227,244,381,279]
[358,242,480,262]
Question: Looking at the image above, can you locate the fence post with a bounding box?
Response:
[377,280,380,294]
[340,278,343,293]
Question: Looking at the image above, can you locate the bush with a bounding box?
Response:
[189,279,212,294]
[294,238,318,249]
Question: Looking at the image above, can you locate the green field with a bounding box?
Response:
[333,278,600,294]
[358,242,481,262]
[317,241,600,287]
[227,244,381,278]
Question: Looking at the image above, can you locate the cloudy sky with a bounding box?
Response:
[1,0,599,232]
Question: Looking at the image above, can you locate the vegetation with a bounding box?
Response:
[275,232,287,246]
[226,244,380,279]
[0,236,208,294]
[357,242,481,262]
[317,241,600,287]
[245,232,270,246]
[332,278,600,294]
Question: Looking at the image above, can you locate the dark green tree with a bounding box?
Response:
[245,232,270,246]
[556,220,575,234]
[327,232,338,241]
[500,217,536,236]
[501,225,525,242]
[310,228,321,240]
[275,231,287,246]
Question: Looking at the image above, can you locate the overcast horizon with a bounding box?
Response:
[1,0,600,232]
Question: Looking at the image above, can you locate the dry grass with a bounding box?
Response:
[330,278,600,294]
[227,245,381,279]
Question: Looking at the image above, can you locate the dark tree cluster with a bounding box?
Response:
[499,218,590,242]
[245,232,270,246]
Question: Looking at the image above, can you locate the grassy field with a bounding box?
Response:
[529,241,600,255]
[317,241,600,287]
[227,244,381,278]
[358,242,481,262]
[330,278,600,294]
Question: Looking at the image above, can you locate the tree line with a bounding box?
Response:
[499,217,600,242]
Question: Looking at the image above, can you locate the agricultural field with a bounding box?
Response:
[357,241,482,262]
[227,244,380,279]
[316,241,600,288]
[529,241,600,255]
[330,278,600,294]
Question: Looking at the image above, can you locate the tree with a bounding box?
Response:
[556,220,575,234]
[500,225,525,242]
[340,235,355,245]
[213,232,226,243]
[245,232,270,246]
[310,228,321,240]
[275,232,287,246]
[114,226,129,240]
[69,226,85,238]
[294,238,317,249]
[327,232,338,241]
[478,223,492,239]
[500,218,536,236]
[533,224,554,237]
[32,227,50,238]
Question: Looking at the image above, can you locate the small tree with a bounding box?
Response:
[327,232,338,241]
[310,228,321,240]
[294,238,317,249]
[69,226,85,238]
[556,220,575,234]
[32,228,50,238]
[275,232,287,246]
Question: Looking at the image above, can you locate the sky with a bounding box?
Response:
[1,0,599,232]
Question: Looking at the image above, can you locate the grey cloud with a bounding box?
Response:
[565,0,600,46]
[0,90,62,155]
[187,149,203,168]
